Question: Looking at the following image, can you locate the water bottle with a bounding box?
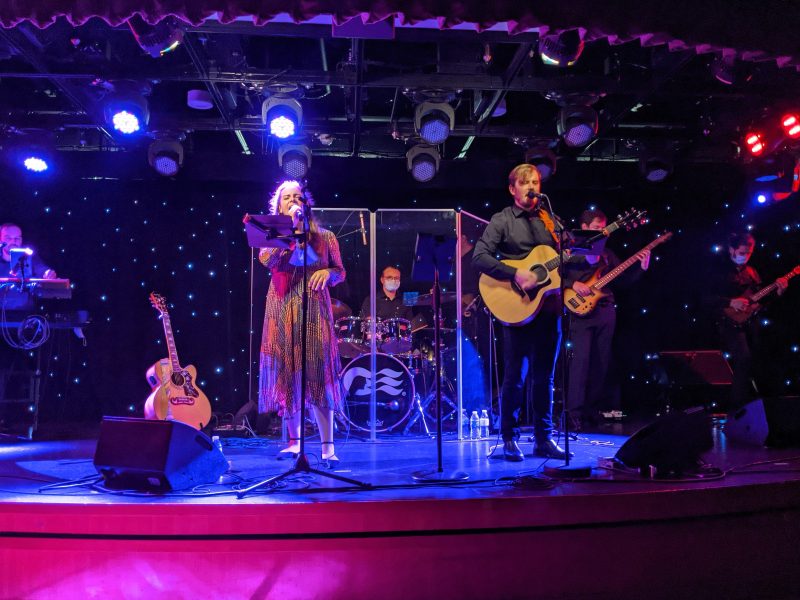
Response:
[480,409,490,439]
[460,409,469,439]
[212,435,228,472]
[469,411,480,440]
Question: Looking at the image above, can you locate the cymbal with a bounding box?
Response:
[330,298,352,320]
[408,292,458,307]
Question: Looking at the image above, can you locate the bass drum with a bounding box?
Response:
[339,353,414,433]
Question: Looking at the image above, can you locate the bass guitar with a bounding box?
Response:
[144,292,212,430]
[563,232,673,316]
[722,265,800,325]
[479,208,647,326]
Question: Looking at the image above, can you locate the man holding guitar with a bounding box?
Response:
[472,164,568,462]
[563,209,650,430]
[706,231,789,409]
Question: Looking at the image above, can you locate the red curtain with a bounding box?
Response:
[1,0,798,68]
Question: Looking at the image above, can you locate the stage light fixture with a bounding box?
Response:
[744,131,765,156]
[148,139,184,176]
[710,53,737,85]
[104,85,150,135]
[22,156,49,173]
[524,146,557,182]
[557,105,598,147]
[539,29,585,67]
[406,145,440,182]
[639,155,673,183]
[11,130,56,174]
[781,113,800,139]
[127,15,184,58]
[262,96,303,139]
[414,101,455,145]
[278,144,312,179]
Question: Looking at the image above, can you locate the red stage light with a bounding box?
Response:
[745,132,765,155]
[782,113,800,138]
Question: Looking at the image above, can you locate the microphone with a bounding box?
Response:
[359,211,368,246]
[527,191,545,200]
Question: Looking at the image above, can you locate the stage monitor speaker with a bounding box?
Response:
[655,350,733,386]
[725,397,800,448]
[615,407,713,472]
[93,417,227,491]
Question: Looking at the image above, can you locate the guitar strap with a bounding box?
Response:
[536,209,560,248]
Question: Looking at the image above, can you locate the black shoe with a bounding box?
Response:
[533,439,573,460]
[503,440,524,462]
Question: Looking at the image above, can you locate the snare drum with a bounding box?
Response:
[339,353,414,432]
[335,317,367,358]
[379,318,412,354]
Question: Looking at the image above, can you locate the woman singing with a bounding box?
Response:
[258,180,345,466]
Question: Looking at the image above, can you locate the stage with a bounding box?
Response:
[1,420,799,600]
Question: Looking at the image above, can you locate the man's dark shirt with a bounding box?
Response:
[1,253,52,278]
[563,248,642,306]
[359,290,414,321]
[704,258,762,318]
[472,205,558,281]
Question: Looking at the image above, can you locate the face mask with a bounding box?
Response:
[384,281,400,292]
[732,254,748,265]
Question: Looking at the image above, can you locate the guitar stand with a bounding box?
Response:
[238,213,372,498]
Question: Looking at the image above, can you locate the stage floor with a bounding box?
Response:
[2,421,800,599]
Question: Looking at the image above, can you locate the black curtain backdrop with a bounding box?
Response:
[3,157,799,426]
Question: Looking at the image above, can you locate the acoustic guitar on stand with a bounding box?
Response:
[722,265,800,326]
[563,232,673,316]
[144,292,211,430]
[480,208,647,326]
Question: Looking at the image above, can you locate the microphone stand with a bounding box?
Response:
[238,207,371,498]
[539,194,591,479]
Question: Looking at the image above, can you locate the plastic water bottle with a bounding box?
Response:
[460,409,469,439]
[211,435,228,471]
[480,409,490,439]
[469,411,480,440]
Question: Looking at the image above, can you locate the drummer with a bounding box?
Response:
[359,265,414,321]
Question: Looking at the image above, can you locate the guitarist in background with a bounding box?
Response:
[472,164,568,462]
[705,231,788,409]
[563,209,650,430]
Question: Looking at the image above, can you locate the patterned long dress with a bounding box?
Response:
[258,227,345,416]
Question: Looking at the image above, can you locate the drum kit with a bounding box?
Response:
[333,296,459,434]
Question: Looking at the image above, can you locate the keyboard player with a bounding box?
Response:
[1,223,57,280]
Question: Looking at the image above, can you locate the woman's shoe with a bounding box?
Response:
[277,438,300,460]
[321,441,340,468]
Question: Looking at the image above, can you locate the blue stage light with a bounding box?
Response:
[148,139,183,176]
[415,102,454,145]
[279,144,312,178]
[23,156,48,172]
[262,97,303,139]
[557,105,598,148]
[111,110,141,134]
[406,145,440,182]
[757,194,768,204]
[104,87,150,136]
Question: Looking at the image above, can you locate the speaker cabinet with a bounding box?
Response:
[726,397,800,448]
[93,417,227,491]
[615,407,713,472]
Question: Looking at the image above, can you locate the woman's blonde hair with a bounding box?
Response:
[267,180,315,215]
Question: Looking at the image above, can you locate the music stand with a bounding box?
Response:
[568,230,607,256]
[237,213,371,498]
[409,233,468,482]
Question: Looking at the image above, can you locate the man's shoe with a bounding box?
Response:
[503,441,524,462]
[533,438,573,460]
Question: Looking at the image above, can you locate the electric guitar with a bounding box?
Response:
[479,208,647,326]
[563,231,673,316]
[722,265,800,325]
[144,292,212,430]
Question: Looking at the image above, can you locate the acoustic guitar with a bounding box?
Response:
[479,208,646,326]
[722,265,800,325]
[563,232,673,316]
[143,292,212,430]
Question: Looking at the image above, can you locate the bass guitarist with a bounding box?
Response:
[563,209,650,430]
[472,164,569,462]
[705,231,788,409]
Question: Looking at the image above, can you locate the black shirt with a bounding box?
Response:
[359,290,414,321]
[472,205,559,281]
[704,258,762,317]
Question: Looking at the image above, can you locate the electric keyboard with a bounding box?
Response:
[0,278,72,299]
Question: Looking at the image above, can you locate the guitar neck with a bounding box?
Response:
[594,236,669,290]
[751,269,799,303]
[160,312,181,371]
